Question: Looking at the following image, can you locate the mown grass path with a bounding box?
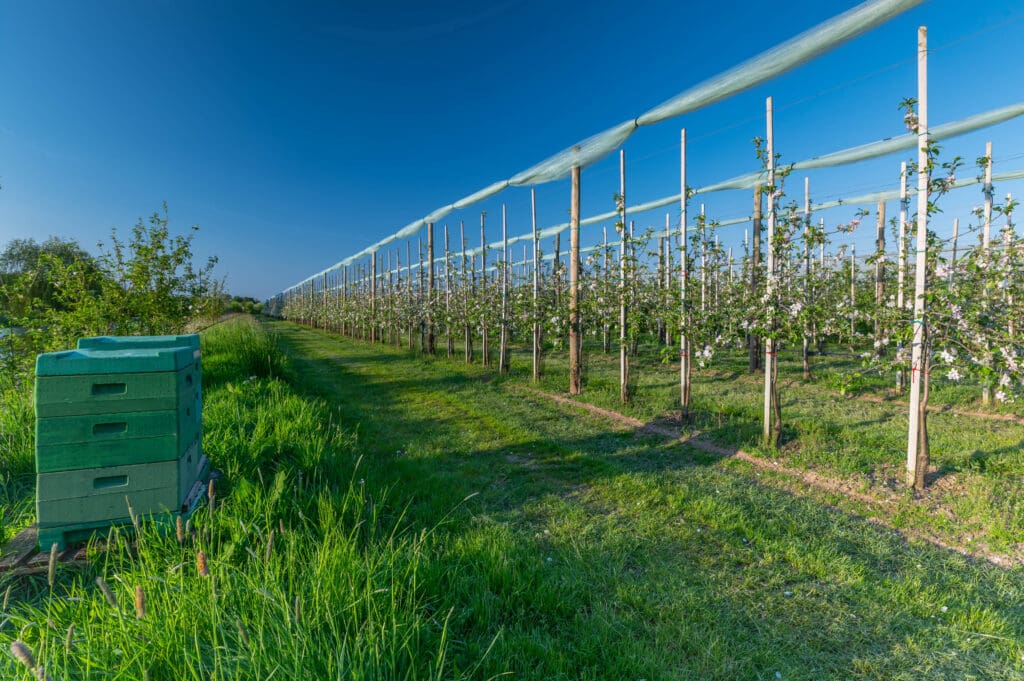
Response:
[268,320,1024,680]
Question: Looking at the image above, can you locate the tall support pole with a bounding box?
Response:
[342,266,348,337]
[569,166,583,394]
[480,212,490,367]
[602,226,611,354]
[907,25,930,491]
[500,204,511,373]
[618,149,629,404]
[762,96,779,448]
[532,189,542,381]
[418,239,426,353]
[679,129,691,422]
[802,177,813,379]
[388,250,395,344]
[462,221,472,363]
[664,212,673,347]
[407,241,414,351]
[322,273,328,330]
[369,255,377,341]
[897,162,909,391]
[427,222,436,355]
[981,143,994,404]
[850,245,857,338]
[875,200,886,355]
[445,224,453,357]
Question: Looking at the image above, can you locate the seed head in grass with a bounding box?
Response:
[197,551,210,577]
[65,623,75,653]
[10,639,36,669]
[47,543,58,589]
[176,516,185,544]
[96,576,118,610]
[264,529,275,563]
[135,585,146,619]
[236,617,251,648]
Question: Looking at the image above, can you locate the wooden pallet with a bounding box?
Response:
[0,526,88,576]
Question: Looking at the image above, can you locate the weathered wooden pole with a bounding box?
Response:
[680,128,692,422]
[569,166,583,394]
[896,162,908,392]
[802,177,813,379]
[499,204,510,373]
[427,222,436,355]
[907,25,930,491]
[480,212,490,367]
[875,200,886,356]
[762,96,779,448]
[618,149,629,404]
[445,224,453,357]
[532,189,542,381]
[461,221,472,363]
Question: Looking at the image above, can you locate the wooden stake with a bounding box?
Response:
[897,161,908,392]
[569,165,583,394]
[500,204,510,373]
[749,186,763,372]
[480,212,489,367]
[532,189,541,381]
[680,129,691,422]
[445,224,453,357]
[762,96,779,448]
[619,149,629,404]
[427,223,436,354]
[907,25,930,490]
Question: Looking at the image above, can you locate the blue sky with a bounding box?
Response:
[2,0,1023,299]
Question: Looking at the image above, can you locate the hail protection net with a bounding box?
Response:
[279,0,923,295]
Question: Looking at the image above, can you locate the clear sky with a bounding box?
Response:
[2,0,1023,300]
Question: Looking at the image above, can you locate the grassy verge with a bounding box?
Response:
[0,319,467,680]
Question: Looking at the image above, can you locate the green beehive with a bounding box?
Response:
[34,342,208,550]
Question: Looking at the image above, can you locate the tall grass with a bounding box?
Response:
[0,319,470,680]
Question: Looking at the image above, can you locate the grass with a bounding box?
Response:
[1,317,1022,679]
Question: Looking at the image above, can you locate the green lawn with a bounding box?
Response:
[1,317,1022,679]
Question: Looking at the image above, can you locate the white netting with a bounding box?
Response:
[280,0,920,294]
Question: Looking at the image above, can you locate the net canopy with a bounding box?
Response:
[280,0,922,295]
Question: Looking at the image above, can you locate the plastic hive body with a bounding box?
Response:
[34,335,207,550]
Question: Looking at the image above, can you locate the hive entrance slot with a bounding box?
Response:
[93,475,128,490]
[92,383,127,396]
[92,422,128,435]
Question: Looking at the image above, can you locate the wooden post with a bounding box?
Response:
[500,204,510,373]
[407,241,414,351]
[907,25,930,491]
[897,162,908,392]
[664,212,673,347]
[445,224,453,358]
[427,222,436,355]
[762,96,779,448]
[875,200,886,356]
[418,238,426,353]
[679,128,691,422]
[532,189,542,381]
[461,221,472,363]
[749,186,763,372]
[569,165,583,394]
[369,254,377,342]
[802,177,812,380]
[618,149,629,404]
[480,212,490,367]
[850,244,856,338]
[602,226,611,354]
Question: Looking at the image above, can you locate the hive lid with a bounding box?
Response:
[36,346,195,376]
[78,334,200,355]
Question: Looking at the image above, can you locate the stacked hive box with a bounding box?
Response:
[34,336,208,550]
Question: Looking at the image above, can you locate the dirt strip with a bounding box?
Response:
[510,384,1023,569]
